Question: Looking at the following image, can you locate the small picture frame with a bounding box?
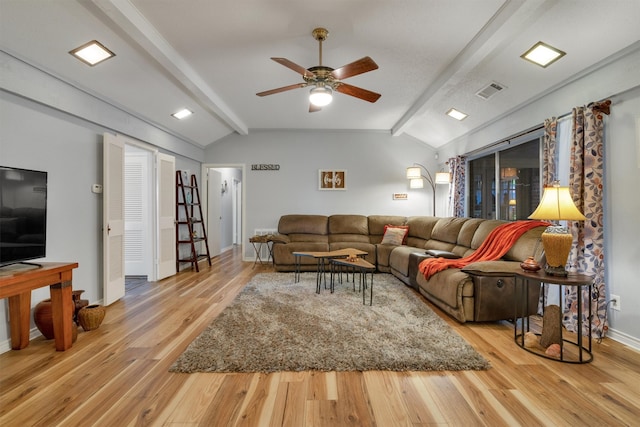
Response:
[393,193,408,200]
[319,170,346,190]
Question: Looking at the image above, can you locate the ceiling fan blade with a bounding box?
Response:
[335,83,381,103]
[271,57,315,79]
[256,83,306,97]
[309,104,322,113]
[331,56,378,80]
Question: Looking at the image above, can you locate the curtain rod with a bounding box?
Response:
[464,124,543,157]
[464,95,617,158]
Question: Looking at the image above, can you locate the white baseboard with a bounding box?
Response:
[0,327,43,354]
[606,328,640,352]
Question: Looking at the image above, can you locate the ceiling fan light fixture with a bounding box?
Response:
[309,86,333,107]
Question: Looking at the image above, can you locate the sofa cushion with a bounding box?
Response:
[470,220,505,249]
[278,214,328,235]
[456,218,484,247]
[328,215,368,235]
[388,246,424,277]
[417,268,473,307]
[504,226,546,262]
[462,260,522,276]
[287,234,329,243]
[406,216,438,240]
[271,241,330,266]
[431,217,469,244]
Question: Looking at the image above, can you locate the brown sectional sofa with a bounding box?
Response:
[271,214,546,323]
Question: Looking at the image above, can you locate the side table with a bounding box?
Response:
[515,270,595,364]
[249,235,273,268]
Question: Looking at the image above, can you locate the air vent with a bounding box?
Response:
[476,81,506,100]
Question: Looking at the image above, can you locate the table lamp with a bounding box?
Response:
[528,181,586,276]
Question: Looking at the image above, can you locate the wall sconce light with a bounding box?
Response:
[221,180,228,194]
[405,163,450,216]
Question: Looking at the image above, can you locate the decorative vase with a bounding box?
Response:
[72,289,89,320]
[34,296,77,340]
[520,256,541,272]
[34,299,55,340]
[77,304,106,331]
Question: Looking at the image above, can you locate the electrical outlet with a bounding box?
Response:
[610,294,621,311]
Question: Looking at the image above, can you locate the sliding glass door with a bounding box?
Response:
[468,139,540,220]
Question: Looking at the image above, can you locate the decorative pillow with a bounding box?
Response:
[381,225,409,245]
[383,224,409,244]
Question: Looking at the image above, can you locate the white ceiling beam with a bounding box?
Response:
[391,0,555,137]
[91,0,249,136]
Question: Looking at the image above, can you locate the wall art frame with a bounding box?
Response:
[319,170,346,190]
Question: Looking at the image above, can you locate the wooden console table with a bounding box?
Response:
[0,262,79,351]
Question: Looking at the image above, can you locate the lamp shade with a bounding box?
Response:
[406,166,421,179]
[435,172,450,184]
[528,186,586,221]
[409,178,424,189]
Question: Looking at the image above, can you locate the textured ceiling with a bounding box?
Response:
[1,0,639,149]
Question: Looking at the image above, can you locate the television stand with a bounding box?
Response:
[19,261,43,267]
[0,262,79,351]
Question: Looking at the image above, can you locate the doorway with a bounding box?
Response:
[124,144,153,281]
[201,164,244,259]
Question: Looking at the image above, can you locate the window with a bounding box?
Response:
[468,138,540,220]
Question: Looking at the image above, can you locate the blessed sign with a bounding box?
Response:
[251,164,280,171]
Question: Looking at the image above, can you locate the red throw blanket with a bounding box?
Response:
[418,220,550,280]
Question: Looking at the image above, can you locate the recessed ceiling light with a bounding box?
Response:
[520,41,566,68]
[172,109,193,120]
[69,40,115,66]
[446,108,468,121]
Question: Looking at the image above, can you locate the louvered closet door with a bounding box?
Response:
[124,153,148,276]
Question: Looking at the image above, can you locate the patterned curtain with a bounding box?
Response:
[542,118,557,185]
[565,102,609,339]
[447,155,466,217]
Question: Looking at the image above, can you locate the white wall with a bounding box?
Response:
[204,130,448,260]
[438,47,640,348]
[0,81,203,352]
[1,93,104,344]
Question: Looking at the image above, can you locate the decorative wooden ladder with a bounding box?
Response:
[175,171,211,272]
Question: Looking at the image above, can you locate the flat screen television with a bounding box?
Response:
[0,166,48,267]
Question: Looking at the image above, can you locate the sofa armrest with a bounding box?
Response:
[462,260,522,276]
[269,234,290,244]
[425,249,461,259]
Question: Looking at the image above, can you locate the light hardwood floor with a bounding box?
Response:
[1,246,639,426]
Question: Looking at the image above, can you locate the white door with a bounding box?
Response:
[233,179,242,245]
[156,152,176,279]
[103,133,125,306]
[124,152,149,276]
[208,169,222,257]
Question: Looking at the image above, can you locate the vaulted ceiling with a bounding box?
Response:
[2,0,639,149]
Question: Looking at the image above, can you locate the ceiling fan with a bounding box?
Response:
[256,27,381,112]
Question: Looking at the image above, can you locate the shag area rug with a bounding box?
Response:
[170,273,490,373]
